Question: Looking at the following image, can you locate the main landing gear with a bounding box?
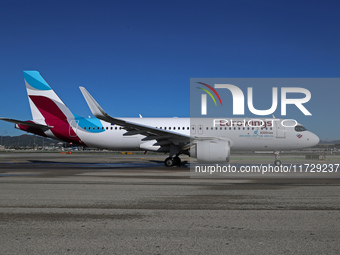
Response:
[274,151,282,166]
[164,155,182,167]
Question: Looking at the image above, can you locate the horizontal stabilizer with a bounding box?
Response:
[0,118,52,131]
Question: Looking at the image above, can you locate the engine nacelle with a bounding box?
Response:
[190,140,230,163]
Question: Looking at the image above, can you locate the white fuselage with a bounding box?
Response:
[63,117,319,152]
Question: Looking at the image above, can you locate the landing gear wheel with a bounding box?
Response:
[274,151,281,166]
[165,156,182,167]
[274,160,282,166]
[165,157,174,167]
[173,156,181,166]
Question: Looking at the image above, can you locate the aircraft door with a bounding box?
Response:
[191,125,196,135]
[69,120,79,137]
[276,121,286,138]
[198,124,203,135]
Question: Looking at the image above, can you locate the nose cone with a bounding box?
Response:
[308,132,320,146]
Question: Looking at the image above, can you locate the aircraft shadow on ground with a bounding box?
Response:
[27,160,189,168]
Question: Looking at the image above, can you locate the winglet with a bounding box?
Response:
[79,87,110,120]
[78,87,190,142]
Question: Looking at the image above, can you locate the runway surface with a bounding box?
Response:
[0,152,340,254]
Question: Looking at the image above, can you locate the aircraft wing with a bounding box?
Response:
[79,87,190,147]
[0,118,52,131]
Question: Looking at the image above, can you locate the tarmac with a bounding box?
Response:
[0,152,340,254]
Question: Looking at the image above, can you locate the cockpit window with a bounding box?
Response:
[295,125,307,132]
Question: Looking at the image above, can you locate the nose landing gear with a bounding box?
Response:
[274,151,282,166]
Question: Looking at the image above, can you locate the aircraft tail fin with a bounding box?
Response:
[23,71,74,121]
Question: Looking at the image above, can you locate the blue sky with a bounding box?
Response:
[0,0,339,140]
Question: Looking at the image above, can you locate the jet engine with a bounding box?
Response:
[190,139,230,163]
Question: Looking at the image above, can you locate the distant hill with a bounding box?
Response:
[0,134,64,149]
[319,140,340,144]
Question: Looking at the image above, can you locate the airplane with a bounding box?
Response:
[0,71,320,166]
